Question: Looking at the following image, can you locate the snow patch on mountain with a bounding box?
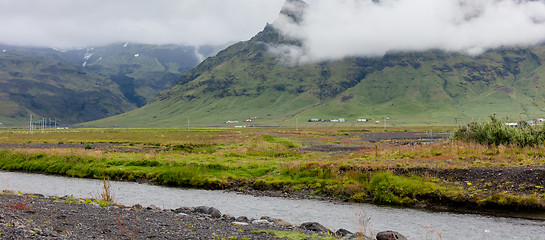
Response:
[83,52,94,60]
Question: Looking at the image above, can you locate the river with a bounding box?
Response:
[1,171,544,239]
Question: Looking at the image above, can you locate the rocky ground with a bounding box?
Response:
[0,193,372,240]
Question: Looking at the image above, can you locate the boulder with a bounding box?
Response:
[335,228,353,238]
[194,206,212,214]
[376,230,407,240]
[208,207,222,218]
[300,222,331,234]
[194,206,221,218]
[272,218,292,227]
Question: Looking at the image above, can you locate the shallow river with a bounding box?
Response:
[1,171,544,239]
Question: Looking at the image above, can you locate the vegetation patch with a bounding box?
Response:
[453,115,545,147]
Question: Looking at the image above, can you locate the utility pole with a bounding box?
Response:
[29,114,32,133]
[296,118,298,131]
[187,118,190,131]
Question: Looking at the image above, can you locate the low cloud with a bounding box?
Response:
[272,0,545,64]
[0,0,285,49]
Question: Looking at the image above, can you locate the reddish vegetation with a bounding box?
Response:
[6,202,30,211]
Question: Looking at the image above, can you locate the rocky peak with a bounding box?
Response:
[279,0,308,24]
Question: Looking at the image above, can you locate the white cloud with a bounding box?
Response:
[272,0,545,63]
[0,0,285,48]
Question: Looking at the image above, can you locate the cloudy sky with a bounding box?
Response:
[0,0,286,48]
[2,0,545,62]
[275,0,545,63]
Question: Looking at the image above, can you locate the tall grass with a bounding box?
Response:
[453,115,545,147]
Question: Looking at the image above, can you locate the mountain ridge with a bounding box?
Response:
[84,19,545,127]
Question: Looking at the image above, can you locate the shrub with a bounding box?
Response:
[453,115,545,147]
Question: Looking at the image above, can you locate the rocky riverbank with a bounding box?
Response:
[0,192,404,239]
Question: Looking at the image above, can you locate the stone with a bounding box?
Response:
[376,230,407,240]
[335,228,353,238]
[193,206,221,218]
[131,204,142,210]
[236,216,250,222]
[89,202,101,208]
[173,207,193,214]
[146,205,162,211]
[252,219,273,225]
[232,221,249,226]
[209,207,222,218]
[272,218,292,227]
[299,222,331,234]
[195,206,212,214]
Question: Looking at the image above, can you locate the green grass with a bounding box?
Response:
[1,127,545,211]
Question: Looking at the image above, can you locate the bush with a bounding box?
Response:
[453,115,545,147]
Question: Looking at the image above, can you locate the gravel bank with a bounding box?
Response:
[0,193,320,239]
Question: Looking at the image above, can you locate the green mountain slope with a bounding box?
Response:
[85,9,545,127]
[0,43,218,126]
[0,43,215,106]
[0,53,135,125]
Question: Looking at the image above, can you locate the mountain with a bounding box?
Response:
[84,1,545,127]
[0,52,134,125]
[0,43,218,125]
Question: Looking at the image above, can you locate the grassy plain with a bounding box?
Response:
[0,127,545,214]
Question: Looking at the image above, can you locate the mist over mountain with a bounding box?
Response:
[85,0,545,127]
[273,0,545,63]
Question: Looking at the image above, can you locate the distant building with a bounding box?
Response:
[225,121,239,124]
[505,122,518,127]
[329,118,345,123]
[309,118,320,122]
[357,119,368,122]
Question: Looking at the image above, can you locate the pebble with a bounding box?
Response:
[252,219,274,225]
[232,221,249,226]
